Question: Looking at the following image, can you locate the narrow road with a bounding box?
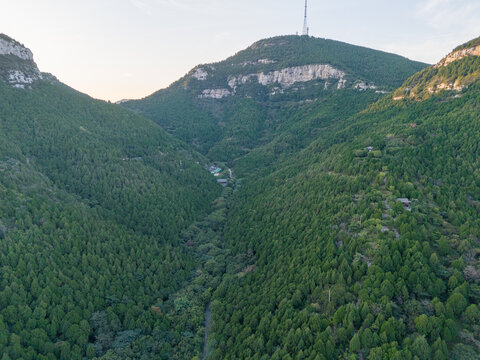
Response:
[202,304,211,360]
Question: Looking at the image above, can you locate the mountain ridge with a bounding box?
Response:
[122,35,428,164]
[392,35,480,101]
[148,35,428,100]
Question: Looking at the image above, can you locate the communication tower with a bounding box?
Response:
[302,0,309,36]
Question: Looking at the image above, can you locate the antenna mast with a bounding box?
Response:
[302,0,309,36]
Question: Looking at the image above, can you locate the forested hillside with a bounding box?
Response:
[207,40,480,359]
[0,36,220,360]
[2,31,480,360]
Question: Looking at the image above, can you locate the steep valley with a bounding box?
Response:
[1,32,480,360]
[124,35,480,360]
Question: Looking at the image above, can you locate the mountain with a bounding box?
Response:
[393,36,480,101]
[0,35,221,359]
[3,31,480,360]
[205,37,480,359]
[122,36,427,166]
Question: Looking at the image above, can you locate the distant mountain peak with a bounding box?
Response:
[176,35,426,100]
[0,34,42,89]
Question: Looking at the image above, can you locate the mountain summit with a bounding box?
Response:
[177,35,427,99]
[122,36,427,163]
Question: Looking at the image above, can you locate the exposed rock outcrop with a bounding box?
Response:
[192,67,208,80]
[427,82,465,93]
[0,36,34,61]
[0,34,42,89]
[8,70,41,88]
[227,64,345,90]
[240,59,276,67]
[199,89,231,99]
[436,45,480,67]
[337,79,347,89]
[354,82,377,91]
[258,59,275,64]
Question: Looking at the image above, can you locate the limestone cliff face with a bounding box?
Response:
[7,70,40,88]
[0,35,42,89]
[195,64,350,99]
[239,59,276,67]
[0,36,34,61]
[199,88,231,99]
[228,64,345,90]
[192,62,382,99]
[436,45,480,67]
[192,68,208,81]
[354,82,377,91]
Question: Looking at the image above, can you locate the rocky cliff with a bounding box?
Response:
[393,38,480,101]
[228,64,346,90]
[200,88,232,99]
[193,64,373,99]
[0,36,34,61]
[437,44,480,67]
[0,34,42,89]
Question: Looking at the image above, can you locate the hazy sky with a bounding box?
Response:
[1,0,480,101]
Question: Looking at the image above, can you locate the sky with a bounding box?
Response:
[1,0,480,102]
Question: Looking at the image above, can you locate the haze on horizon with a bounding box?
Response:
[1,0,479,102]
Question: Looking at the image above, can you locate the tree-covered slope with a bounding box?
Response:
[207,43,480,359]
[4,31,478,360]
[0,36,221,360]
[122,36,427,163]
[393,37,480,101]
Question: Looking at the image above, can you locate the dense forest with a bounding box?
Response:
[1,33,480,360]
[208,68,480,358]
[0,70,221,359]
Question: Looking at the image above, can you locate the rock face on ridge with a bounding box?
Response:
[393,37,480,101]
[0,34,42,89]
[437,43,480,67]
[193,63,361,99]
[200,88,232,99]
[0,36,34,61]
[228,64,346,90]
[197,64,348,99]
[151,36,427,101]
